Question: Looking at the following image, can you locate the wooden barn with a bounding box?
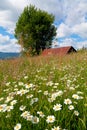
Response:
[42,46,77,56]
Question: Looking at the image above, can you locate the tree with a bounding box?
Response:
[15,5,56,55]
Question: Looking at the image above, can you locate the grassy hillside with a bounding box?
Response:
[0,52,20,59]
[0,51,87,130]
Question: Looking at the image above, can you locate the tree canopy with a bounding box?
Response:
[15,5,56,55]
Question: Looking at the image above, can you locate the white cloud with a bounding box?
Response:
[0,0,87,52]
[0,0,65,32]
[0,34,9,44]
[59,38,76,47]
[56,22,87,39]
[0,0,87,33]
[0,34,21,52]
[0,0,28,33]
[73,22,87,38]
[56,23,72,38]
[26,0,64,21]
[59,38,87,49]
[64,0,87,26]
[0,11,15,32]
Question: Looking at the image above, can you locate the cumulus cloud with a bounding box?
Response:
[59,38,76,48]
[56,23,72,38]
[73,22,87,38]
[0,0,87,52]
[0,34,21,52]
[1,0,87,34]
[0,34,9,44]
[0,11,15,32]
[26,0,64,21]
[0,0,11,10]
[0,0,24,33]
[64,0,87,26]
[59,38,87,49]
[0,0,64,32]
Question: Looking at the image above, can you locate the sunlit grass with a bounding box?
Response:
[0,51,87,130]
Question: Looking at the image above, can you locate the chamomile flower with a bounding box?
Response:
[52,126,60,130]
[44,91,49,95]
[0,97,4,101]
[21,111,30,119]
[30,98,38,105]
[19,105,26,111]
[74,110,79,116]
[14,123,21,130]
[55,83,59,86]
[27,115,33,121]
[47,81,54,86]
[32,116,39,124]
[25,83,35,89]
[24,76,28,79]
[72,94,80,100]
[5,96,14,103]
[6,82,10,86]
[5,105,14,112]
[64,98,72,105]
[68,105,74,110]
[46,115,55,123]
[18,82,24,86]
[10,100,17,106]
[53,104,62,111]
[17,89,29,96]
[37,111,45,118]
[0,104,7,112]
[26,94,33,99]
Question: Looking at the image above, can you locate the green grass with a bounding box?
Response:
[0,51,87,130]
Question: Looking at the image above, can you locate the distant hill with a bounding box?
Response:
[0,52,20,59]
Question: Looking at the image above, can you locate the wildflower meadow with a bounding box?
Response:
[0,51,87,130]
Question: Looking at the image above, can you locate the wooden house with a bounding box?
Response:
[42,46,77,56]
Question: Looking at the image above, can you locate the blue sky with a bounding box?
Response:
[0,0,87,52]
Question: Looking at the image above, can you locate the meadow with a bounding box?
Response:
[0,51,87,130]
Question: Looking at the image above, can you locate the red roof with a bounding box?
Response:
[42,46,76,56]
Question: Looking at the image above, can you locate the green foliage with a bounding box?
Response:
[15,5,56,55]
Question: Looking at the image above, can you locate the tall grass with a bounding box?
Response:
[0,51,87,130]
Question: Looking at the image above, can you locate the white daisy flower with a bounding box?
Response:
[5,96,14,103]
[21,111,30,119]
[18,82,24,86]
[68,105,74,110]
[0,104,7,112]
[5,105,14,112]
[74,110,79,116]
[32,116,39,124]
[6,82,10,86]
[19,105,26,111]
[64,98,72,105]
[14,123,21,130]
[44,91,48,95]
[37,111,45,118]
[53,104,62,111]
[24,76,28,79]
[52,126,60,130]
[10,100,17,106]
[46,115,55,123]
[27,115,33,121]
[72,94,80,100]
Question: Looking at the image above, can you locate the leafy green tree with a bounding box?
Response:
[15,5,56,55]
